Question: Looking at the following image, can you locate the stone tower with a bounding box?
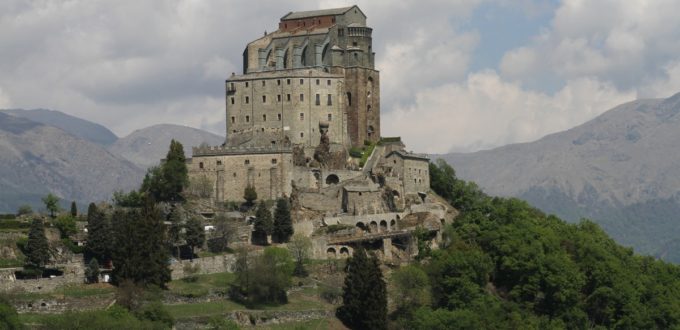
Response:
[225,6,380,148]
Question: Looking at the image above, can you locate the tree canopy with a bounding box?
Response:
[337,247,387,330]
[272,198,293,243]
[42,193,60,218]
[141,139,188,202]
[25,218,50,268]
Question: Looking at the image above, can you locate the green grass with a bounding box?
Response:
[165,300,245,319]
[59,284,115,298]
[168,272,236,298]
[257,317,332,329]
[359,143,376,167]
[0,258,24,268]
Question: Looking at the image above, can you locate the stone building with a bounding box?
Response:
[227,5,380,148]
[382,150,430,194]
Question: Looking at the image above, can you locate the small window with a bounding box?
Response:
[245,115,250,122]
[277,79,281,85]
[327,80,331,86]
[199,162,204,169]
[352,41,357,47]
[233,172,237,177]
[262,95,266,103]
[299,113,304,120]
[315,94,320,105]
[277,94,281,102]
[287,94,291,101]
[271,159,277,164]
[328,114,332,121]
[300,132,304,138]
[277,113,282,121]
[299,79,304,85]
[300,93,304,101]
[245,96,249,104]
[287,79,291,85]
[327,94,332,105]
[316,79,320,85]
[217,160,222,165]
[245,82,249,87]
[230,97,234,104]
[263,114,267,121]
[231,116,235,123]
[262,80,265,86]
[245,159,250,165]
[367,105,371,112]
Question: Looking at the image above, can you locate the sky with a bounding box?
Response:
[2,0,680,154]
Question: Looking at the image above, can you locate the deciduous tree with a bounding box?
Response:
[42,193,60,218]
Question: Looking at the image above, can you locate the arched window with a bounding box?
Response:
[326,174,340,185]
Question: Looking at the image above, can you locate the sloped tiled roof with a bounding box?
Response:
[281,6,356,20]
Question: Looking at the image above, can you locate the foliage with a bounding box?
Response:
[0,221,29,230]
[288,233,312,277]
[25,218,50,268]
[182,263,201,283]
[85,258,100,283]
[41,193,60,218]
[272,198,293,243]
[112,190,144,207]
[86,203,111,262]
[185,217,205,259]
[70,201,77,217]
[413,226,432,261]
[28,304,165,329]
[349,147,362,158]
[325,224,353,233]
[16,205,32,216]
[54,214,77,239]
[231,247,294,306]
[252,201,273,245]
[61,238,84,254]
[134,301,174,328]
[359,143,376,168]
[141,139,189,202]
[0,295,22,330]
[207,218,236,253]
[390,265,431,314]
[337,248,387,330]
[111,199,171,288]
[167,209,183,258]
[411,159,680,328]
[243,185,258,206]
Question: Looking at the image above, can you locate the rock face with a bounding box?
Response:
[442,92,680,262]
[2,109,118,146]
[0,112,144,213]
[108,124,224,169]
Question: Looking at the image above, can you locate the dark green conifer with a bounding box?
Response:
[337,248,387,330]
[185,217,205,259]
[70,201,77,217]
[252,201,273,245]
[272,198,293,243]
[25,218,50,268]
[86,203,111,262]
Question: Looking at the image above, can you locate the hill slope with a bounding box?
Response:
[0,112,144,213]
[1,108,118,146]
[442,92,680,262]
[108,124,224,169]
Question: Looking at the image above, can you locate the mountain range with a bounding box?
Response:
[442,92,680,263]
[0,109,224,213]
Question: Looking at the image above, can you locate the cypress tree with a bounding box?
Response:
[272,198,293,243]
[25,218,50,268]
[86,203,111,262]
[112,198,171,288]
[253,201,273,245]
[185,217,205,259]
[70,201,78,217]
[168,209,183,258]
[337,248,387,330]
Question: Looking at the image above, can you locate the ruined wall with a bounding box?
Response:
[169,254,237,280]
[0,257,85,293]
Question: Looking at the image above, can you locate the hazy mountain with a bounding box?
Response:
[108,124,224,169]
[2,108,118,146]
[442,92,680,262]
[0,112,144,213]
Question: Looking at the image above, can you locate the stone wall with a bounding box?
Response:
[170,254,240,280]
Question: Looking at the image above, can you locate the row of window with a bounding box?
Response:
[198,158,278,169]
[231,78,332,89]
[231,113,333,123]
[231,93,334,105]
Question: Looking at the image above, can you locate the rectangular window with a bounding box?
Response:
[287,94,291,101]
[245,96,249,104]
[327,94,332,105]
[230,83,235,90]
[277,113,282,121]
[231,116,235,123]
[245,115,250,122]
[328,114,332,121]
[299,79,304,85]
[300,132,304,138]
[315,94,320,105]
[262,95,266,103]
[271,159,277,164]
[262,80,265,86]
[299,113,304,120]
[287,79,291,85]
[199,162,204,169]
[277,79,281,85]
[217,160,222,165]
[245,81,249,87]
[316,79,320,85]
[230,97,234,105]
[300,93,304,101]
[277,94,281,102]
[327,80,331,86]
[244,159,250,165]
[263,114,267,121]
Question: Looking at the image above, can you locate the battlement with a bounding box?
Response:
[192,145,292,157]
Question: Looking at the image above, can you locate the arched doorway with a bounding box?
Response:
[326,174,339,185]
[327,247,337,259]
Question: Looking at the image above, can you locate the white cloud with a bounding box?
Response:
[0,86,11,108]
[383,71,635,153]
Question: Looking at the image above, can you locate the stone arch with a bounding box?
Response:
[266,49,274,67]
[325,174,339,185]
[327,247,337,258]
[380,220,388,232]
[346,92,352,106]
[356,222,367,232]
[390,219,396,229]
[392,190,400,198]
[369,221,378,233]
[283,48,289,68]
[340,247,350,257]
[321,43,330,64]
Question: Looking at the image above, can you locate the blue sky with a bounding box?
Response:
[1,1,680,153]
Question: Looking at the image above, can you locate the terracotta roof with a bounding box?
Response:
[281,6,355,20]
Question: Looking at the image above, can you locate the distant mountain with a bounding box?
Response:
[0,112,144,213]
[2,108,118,146]
[442,92,680,263]
[108,124,224,169]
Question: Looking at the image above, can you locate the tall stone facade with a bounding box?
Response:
[228,5,380,148]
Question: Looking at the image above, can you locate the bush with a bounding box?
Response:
[320,285,342,304]
[326,224,353,233]
[0,214,16,220]
[349,147,363,158]
[62,238,84,254]
[0,221,29,230]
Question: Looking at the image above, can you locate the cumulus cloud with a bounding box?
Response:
[383,71,635,153]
